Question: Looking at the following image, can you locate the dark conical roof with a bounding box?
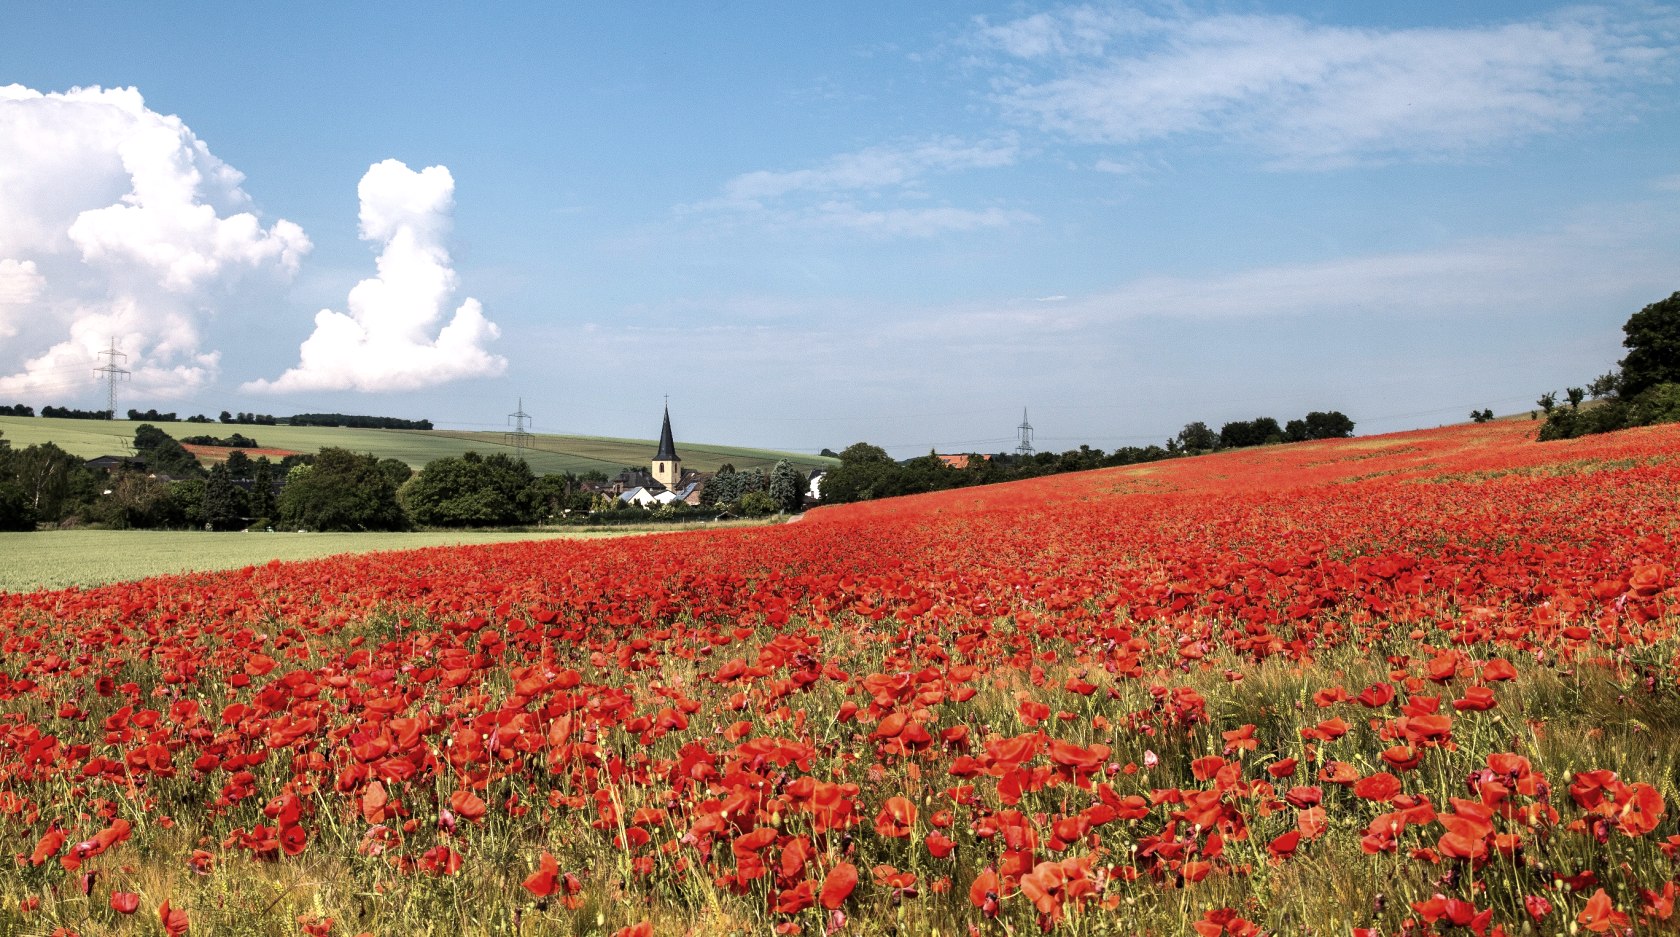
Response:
[655,404,679,461]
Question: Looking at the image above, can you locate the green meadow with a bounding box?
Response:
[0,527,657,593]
[0,416,836,475]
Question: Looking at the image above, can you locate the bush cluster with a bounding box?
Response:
[1535,291,1680,441]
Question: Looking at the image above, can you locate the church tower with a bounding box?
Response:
[652,402,681,489]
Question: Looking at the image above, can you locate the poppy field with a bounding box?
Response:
[6,419,1680,936]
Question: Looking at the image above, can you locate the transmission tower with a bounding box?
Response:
[506,397,534,459]
[93,339,130,419]
[1016,407,1035,456]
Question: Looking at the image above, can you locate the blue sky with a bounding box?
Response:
[2,2,1677,456]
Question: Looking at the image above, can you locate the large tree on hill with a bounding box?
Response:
[1175,422,1218,452]
[1619,291,1680,399]
[1303,411,1355,440]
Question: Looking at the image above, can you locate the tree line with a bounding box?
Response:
[286,413,434,430]
[1528,291,1680,441]
[819,442,1171,505]
[1171,410,1355,454]
[693,462,805,515]
[0,423,808,532]
[179,432,262,448]
[818,410,1354,506]
[41,405,112,420]
[123,409,215,423]
[3,405,433,430]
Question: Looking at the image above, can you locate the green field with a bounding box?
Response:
[0,416,836,475]
[0,527,679,593]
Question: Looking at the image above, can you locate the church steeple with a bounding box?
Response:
[652,401,681,488]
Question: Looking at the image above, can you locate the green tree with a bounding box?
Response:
[0,431,25,529]
[90,473,179,529]
[169,477,205,529]
[1618,291,1680,399]
[768,459,803,514]
[530,473,591,520]
[132,424,203,477]
[1219,417,1282,449]
[2,442,96,523]
[377,458,413,490]
[1626,382,1680,427]
[399,452,536,527]
[0,435,33,532]
[0,481,31,530]
[1175,422,1218,452]
[819,442,904,504]
[1587,372,1619,399]
[1536,391,1557,415]
[249,458,278,523]
[202,461,248,530]
[1302,411,1355,439]
[278,448,406,531]
[737,490,778,516]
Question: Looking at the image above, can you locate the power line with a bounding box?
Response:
[505,397,534,460]
[93,339,130,419]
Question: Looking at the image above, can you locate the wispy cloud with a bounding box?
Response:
[720,138,1018,203]
[973,4,1677,168]
[1020,202,1680,333]
[808,202,1033,237]
[685,137,1033,237]
[561,194,1680,449]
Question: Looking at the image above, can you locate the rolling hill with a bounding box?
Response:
[0,416,836,476]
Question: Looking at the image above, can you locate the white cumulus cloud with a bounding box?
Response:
[244,159,505,394]
[0,84,310,400]
[0,259,45,338]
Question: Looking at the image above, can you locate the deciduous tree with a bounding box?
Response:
[1618,290,1680,398]
[278,448,406,531]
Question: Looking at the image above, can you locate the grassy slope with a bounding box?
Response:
[0,416,836,475]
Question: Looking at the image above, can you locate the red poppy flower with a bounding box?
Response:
[820,862,858,909]
[523,851,559,897]
[110,892,140,914]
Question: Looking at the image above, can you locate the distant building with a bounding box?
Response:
[619,487,658,508]
[85,454,143,473]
